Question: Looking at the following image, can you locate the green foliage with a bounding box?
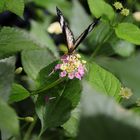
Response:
[88,0,114,20]
[0,0,24,17]
[29,20,59,57]
[77,82,140,140]
[33,0,71,17]
[113,40,135,57]
[62,106,80,137]
[35,61,61,92]
[0,57,15,101]
[95,53,140,105]
[70,0,91,37]
[0,0,140,139]
[115,23,140,45]
[35,79,82,134]
[0,98,19,136]
[86,62,121,101]
[0,27,38,59]
[9,83,30,103]
[21,49,56,80]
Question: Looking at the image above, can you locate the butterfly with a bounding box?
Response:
[56,7,100,54]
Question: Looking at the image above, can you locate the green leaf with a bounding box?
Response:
[88,0,114,20]
[0,57,15,101]
[21,49,56,80]
[30,20,59,57]
[9,84,30,103]
[115,23,140,45]
[86,62,121,101]
[35,79,82,135]
[62,106,80,137]
[0,1,5,12]
[0,27,38,59]
[88,22,111,45]
[0,0,24,17]
[95,53,140,105]
[0,98,19,135]
[70,0,92,37]
[33,0,71,17]
[113,40,135,57]
[132,107,140,116]
[77,82,140,140]
[35,61,61,93]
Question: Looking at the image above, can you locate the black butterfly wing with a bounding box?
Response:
[72,18,100,52]
[56,7,75,53]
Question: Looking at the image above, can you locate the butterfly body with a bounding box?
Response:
[56,7,100,54]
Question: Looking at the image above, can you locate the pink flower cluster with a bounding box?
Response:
[54,54,86,80]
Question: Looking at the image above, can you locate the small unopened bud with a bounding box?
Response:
[15,67,23,74]
[121,8,130,16]
[119,87,133,99]
[24,117,34,122]
[113,2,123,10]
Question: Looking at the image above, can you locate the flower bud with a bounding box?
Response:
[113,2,123,10]
[121,8,130,16]
[119,87,133,99]
[24,117,34,122]
[15,67,23,74]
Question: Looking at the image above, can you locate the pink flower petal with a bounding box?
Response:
[75,72,82,80]
[78,65,84,71]
[61,55,69,63]
[78,65,85,76]
[79,70,84,75]
[79,71,84,76]
[60,71,67,77]
[55,64,61,70]
[68,72,75,79]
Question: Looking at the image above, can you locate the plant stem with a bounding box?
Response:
[90,43,102,58]
[31,78,64,96]
[23,115,37,140]
[90,29,114,58]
